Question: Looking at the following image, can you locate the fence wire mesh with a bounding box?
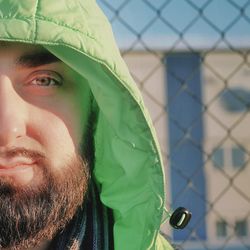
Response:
[98,1,250,249]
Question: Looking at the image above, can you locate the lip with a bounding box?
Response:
[0,162,34,169]
[0,162,35,169]
[0,163,35,174]
[0,157,35,168]
[0,157,36,174]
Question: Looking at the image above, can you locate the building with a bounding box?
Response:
[123,50,250,250]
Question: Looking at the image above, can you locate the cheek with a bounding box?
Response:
[24,82,91,167]
[28,107,83,169]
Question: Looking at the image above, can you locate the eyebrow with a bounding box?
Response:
[15,50,61,68]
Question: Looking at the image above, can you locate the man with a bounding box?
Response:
[0,1,174,249]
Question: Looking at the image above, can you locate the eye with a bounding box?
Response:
[26,70,63,87]
[30,76,61,86]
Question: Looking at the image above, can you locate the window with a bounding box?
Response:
[235,220,248,237]
[232,146,246,169]
[216,220,227,237]
[212,148,224,168]
[212,145,247,170]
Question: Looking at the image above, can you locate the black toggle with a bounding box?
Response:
[169,207,191,229]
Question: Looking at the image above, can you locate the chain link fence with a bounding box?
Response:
[98,1,250,249]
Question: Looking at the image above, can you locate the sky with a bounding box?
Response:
[97,0,250,50]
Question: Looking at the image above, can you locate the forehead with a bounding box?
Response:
[0,42,61,68]
[0,41,44,55]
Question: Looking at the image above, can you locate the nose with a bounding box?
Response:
[0,75,26,146]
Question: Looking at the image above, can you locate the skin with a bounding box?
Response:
[0,42,91,249]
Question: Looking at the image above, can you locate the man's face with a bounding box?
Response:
[0,42,91,249]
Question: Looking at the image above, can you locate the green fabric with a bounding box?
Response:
[0,0,173,249]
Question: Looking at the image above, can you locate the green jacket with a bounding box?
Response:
[0,0,173,249]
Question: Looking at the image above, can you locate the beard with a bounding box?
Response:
[0,149,89,250]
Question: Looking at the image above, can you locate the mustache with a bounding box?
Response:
[0,148,46,161]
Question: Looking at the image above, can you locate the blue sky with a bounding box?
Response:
[97,0,250,50]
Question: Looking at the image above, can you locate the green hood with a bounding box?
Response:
[0,0,173,249]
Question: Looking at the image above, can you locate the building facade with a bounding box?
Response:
[123,50,250,250]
